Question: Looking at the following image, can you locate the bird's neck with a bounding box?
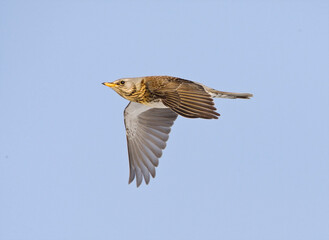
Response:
[123,80,155,104]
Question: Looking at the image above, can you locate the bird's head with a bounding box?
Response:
[102,78,141,99]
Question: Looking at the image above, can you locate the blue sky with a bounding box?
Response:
[0,1,328,239]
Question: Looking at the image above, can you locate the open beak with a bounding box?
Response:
[102,82,116,88]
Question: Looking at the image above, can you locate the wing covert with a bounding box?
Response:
[148,78,220,119]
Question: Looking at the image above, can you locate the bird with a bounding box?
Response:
[102,76,253,187]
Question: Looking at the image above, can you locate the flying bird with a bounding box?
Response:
[103,76,253,187]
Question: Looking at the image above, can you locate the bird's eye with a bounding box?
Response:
[120,81,125,85]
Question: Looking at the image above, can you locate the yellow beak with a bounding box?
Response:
[102,82,116,88]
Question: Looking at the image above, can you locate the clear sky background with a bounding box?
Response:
[1,1,328,240]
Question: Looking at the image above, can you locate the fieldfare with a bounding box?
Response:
[103,76,252,187]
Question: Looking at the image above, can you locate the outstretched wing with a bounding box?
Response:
[124,102,178,187]
[147,77,220,119]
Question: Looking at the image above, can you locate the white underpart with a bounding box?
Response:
[144,100,168,108]
[198,83,219,98]
[204,89,218,98]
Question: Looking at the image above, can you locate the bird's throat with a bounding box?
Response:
[122,81,156,104]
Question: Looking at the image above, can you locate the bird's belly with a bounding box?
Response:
[144,100,168,108]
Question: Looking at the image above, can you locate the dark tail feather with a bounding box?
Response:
[213,91,253,99]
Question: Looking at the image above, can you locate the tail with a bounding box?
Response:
[211,90,253,99]
[202,85,253,99]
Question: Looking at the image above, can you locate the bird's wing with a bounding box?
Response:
[124,102,178,187]
[149,79,220,119]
